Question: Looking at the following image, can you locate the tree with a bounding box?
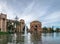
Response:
[42,27,48,32]
[7,21,14,32]
[56,28,60,32]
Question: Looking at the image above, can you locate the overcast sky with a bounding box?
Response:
[0,0,60,28]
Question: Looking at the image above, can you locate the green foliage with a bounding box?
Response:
[7,21,15,32]
[0,32,9,35]
[55,28,60,32]
[42,26,54,33]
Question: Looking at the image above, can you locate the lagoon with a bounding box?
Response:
[0,32,60,44]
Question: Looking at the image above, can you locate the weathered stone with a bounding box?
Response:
[30,21,42,32]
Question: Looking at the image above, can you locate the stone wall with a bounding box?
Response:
[0,13,7,32]
[30,21,42,32]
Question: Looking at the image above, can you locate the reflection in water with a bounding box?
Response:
[0,33,60,44]
[42,33,60,44]
[0,35,8,44]
[8,33,17,44]
[31,32,42,44]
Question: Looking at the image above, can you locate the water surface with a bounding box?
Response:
[0,32,60,44]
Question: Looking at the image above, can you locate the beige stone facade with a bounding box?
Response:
[20,19,25,32]
[7,19,25,32]
[30,21,42,32]
[0,13,42,33]
[0,13,7,32]
[14,19,25,32]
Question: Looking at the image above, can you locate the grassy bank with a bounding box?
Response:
[0,32,13,35]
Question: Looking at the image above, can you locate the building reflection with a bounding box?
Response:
[16,33,24,44]
[1,33,60,44]
[31,32,42,44]
[0,35,8,44]
[7,33,42,44]
[7,33,24,44]
[0,33,42,44]
[7,33,17,44]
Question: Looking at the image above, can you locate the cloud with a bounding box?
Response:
[43,11,60,23]
[0,0,60,28]
[0,0,7,13]
[42,11,60,27]
[22,1,35,15]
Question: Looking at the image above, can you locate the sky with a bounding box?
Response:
[0,0,60,28]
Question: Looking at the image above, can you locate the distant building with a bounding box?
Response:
[30,21,42,32]
[0,13,7,32]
